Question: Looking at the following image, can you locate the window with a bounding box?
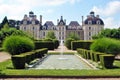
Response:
[89,32,91,36]
[78,32,80,35]
[97,20,100,24]
[32,21,35,24]
[89,27,91,30]
[23,21,27,24]
[88,20,92,24]
[24,27,26,30]
[33,27,34,30]
[60,22,63,25]
[43,32,45,36]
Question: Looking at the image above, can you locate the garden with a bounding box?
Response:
[0,22,120,78]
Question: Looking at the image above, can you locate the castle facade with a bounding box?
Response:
[20,11,104,41]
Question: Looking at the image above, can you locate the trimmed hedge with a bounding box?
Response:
[34,41,54,50]
[12,55,26,69]
[94,52,105,62]
[90,52,95,61]
[12,48,48,69]
[65,38,74,49]
[53,39,59,49]
[77,48,115,69]
[72,40,93,50]
[86,50,91,59]
[100,55,115,69]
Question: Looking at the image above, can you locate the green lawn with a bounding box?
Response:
[0,52,120,77]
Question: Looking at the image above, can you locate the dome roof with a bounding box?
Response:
[84,11,104,25]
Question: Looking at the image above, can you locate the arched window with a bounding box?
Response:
[97,20,101,24]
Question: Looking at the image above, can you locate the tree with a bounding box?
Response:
[92,28,120,40]
[45,31,56,39]
[67,32,79,40]
[0,16,9,29]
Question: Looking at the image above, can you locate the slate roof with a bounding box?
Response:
[69,21,80,26]
[44,21,54,27]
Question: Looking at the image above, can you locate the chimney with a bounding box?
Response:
[61,16,63,20]
[24,14,27,20]
[64,19,66,24]
[57,19,59,25]
[34,15,37,19]
[96,15,99,18]
[82,16,84,26]
[40,15,42,25]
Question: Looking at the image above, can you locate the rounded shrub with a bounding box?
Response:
[90,38,120,55]
[2,36,35,55]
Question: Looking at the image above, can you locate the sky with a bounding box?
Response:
[0,0,120,29]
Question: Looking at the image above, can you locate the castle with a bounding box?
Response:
[20,11,104,41]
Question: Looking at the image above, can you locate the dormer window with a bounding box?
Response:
[32,21,35,24]
[88,20,92,24]
[60,22,63,25]
[23,21,27,25]
[97,20,101,24]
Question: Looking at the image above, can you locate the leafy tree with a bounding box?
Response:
[92,28,120,39]
[45,31,56,39]
[67,32,79,40]
[3,23,9,29]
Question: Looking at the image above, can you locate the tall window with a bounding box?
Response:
[43,32,45,36]
[33,27,34,30]
[24,27,26,30]
[89,27,91,30]
[89,32,91,36]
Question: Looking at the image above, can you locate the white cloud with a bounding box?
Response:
[92,1,120,16]
[0,0,80,21]
[91,0,120,28]
[103,17,114,28]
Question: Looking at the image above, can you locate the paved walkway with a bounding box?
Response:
[48,45,76,53]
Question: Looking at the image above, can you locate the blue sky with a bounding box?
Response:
[0,0,120,28]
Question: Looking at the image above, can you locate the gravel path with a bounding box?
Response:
[0,52,11,62]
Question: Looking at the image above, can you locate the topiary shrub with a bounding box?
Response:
[94,52,105,62]
[90,38,120,56]
[2,36,35,55]
[100,55,115,69]
[12,55,26,69]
